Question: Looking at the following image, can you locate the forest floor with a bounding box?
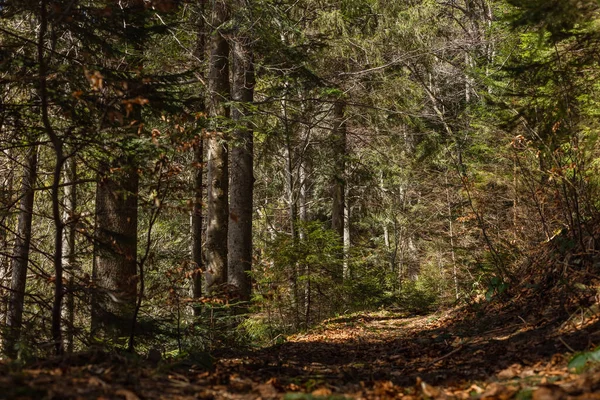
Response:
[2,293,600,399]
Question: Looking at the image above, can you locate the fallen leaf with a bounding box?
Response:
[498,364,522,379]
[532,385,567,400]
[480,382,518,400]
[255,383,278,399]
[115,389,140,400]
[312,387,332,396]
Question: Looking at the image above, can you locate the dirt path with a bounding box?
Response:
[2,306,599,399]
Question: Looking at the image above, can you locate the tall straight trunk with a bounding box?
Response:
[37,0,66,354]
[92,157,139,341]
[343,183,350,280]
[205,0,230,288]
[91,2,145,344]
[331,101,346,238]
[298,129,311,325]
[191,139,204,312]
[4,145,37,358]
[284,137,300,325]
[191,0,207,316]
[281,84,302,326]
[62,158,76,352]
[445,172,459,300]
[330,101,346,281]
[0,149,15,326]
[228,8,254,301]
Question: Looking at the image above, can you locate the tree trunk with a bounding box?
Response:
[0,148,15,326]
[343,183,350,280]
[205,0,231,289]
[191,139,204,312]
[228,5,254,301]
[92,157,139,342]
[331,101,346,281]
[38,0,66,355]
[62,158,77,352]
[191,0,208,317]
[331,101,346,238]
[4,145,37,358]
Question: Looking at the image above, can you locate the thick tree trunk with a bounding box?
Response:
[4,145,37,358]
[92,157,139,341]
[205,0,231,289]
[228,8,254,301]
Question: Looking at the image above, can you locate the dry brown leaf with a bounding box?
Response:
[498,364,522,379]
[532,385,567,400]
[255,383,278,399]
[480,382,518,400]
[418,378,446,399]
[115,389,141,400]
[88,376,108,387]
[312,387,332,396]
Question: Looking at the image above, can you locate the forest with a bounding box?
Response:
[1,0,600,398]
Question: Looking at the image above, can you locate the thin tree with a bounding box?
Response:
[205,0,231,289]
[192,0,208,315]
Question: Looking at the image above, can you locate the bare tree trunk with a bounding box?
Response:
[331,101,346,238]
[299,131,311,326]
[331,101,346,282]
[62,158,76,353]
[91,0,144,345]
[445,172,459,300]
[205,0,230,288]
[92,157,139,342]
[0,148,15,326]
[343,183,350,280]
[191,0,208,316]
[228,3,254,301]
[283,124,300,325]
[191,139,204,312]
[38,0,66,355]
[4,145,37,358]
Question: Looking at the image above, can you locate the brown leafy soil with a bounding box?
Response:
[1,294,600,400]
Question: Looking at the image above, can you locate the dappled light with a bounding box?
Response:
[2,0,600,398]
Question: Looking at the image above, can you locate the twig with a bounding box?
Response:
[559,336,576,353]
[427,345,464,366]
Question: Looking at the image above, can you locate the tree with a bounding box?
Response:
[191,0,208,315]
[4,145,37,357]
[205,0,231,289]
[91,2,147,342]
[228,0,255,301]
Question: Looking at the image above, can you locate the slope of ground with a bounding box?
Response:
[1,298,599,399]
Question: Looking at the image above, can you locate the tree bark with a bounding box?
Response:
[331,101,346,239]
[4,145,37,358]
[191,0,208,316]
[0,148,15,326]
[62,158,77,352]
[331,101,346,282]
[92,157,139,341]
[228,4,254,301]
[205,0,231,289]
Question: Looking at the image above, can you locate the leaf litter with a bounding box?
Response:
[1,300,599,399]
